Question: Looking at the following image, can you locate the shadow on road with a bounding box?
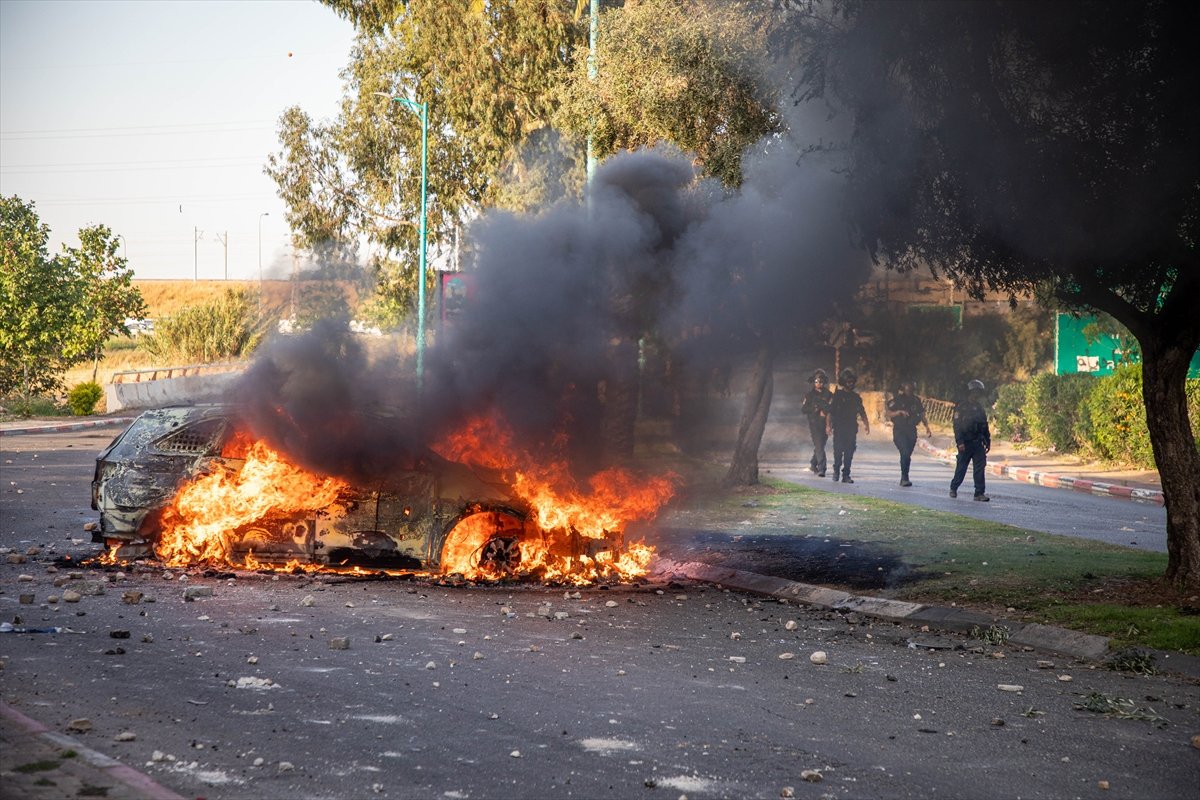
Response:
[654,528,929,591]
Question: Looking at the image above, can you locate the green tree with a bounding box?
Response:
[266,0,584,321]
[59,224,147,382]
[556,0,781,188]
[789,1,1200,588]
[0,196,82,403]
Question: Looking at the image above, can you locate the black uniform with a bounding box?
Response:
[887,392,928,483]
[800,386,832,476]
[828,388,866,482]
[950,398,991,497]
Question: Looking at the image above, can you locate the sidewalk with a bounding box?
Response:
[0,703,185,800]
[0,415,136,437]
[919,431,1164,506]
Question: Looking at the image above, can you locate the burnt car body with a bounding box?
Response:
[90,405,542,571]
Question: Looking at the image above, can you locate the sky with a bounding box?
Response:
[0,0,356,281]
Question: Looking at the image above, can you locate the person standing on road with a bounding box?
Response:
[827,367,870,483]
[800,368,833,477]
[950,379,991,501]
[886,381,933,487]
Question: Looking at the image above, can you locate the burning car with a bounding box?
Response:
[91,405,668,582]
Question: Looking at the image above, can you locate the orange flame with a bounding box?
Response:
[434,413,675,583]
[155,440,347,568]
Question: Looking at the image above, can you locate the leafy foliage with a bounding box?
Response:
[555,0,781,188]
[1083,366,1200,468]
[1024,373,1095,453]
[857,305,1053,398]
[67,382,103,416]
[140,288,271,364]
[0,197,145,401]
[292,283,352,332]
[990,382,1028,442]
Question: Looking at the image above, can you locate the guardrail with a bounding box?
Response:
[111,362,245,384]
[923,397,956,427]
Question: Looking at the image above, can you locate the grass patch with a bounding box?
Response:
[14,760,60,773]
[657,475,1199,655]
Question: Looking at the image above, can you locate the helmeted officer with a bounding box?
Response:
[827,367,870,483]
[800,368,833,476]
[886,381,932,487]
[950,379,991,501]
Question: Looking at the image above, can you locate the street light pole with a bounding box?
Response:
[375,91,429,392]
[258,212,269,282]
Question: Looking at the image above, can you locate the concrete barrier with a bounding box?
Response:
[105,364,245,412]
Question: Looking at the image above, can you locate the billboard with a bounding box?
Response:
[1055,313,1200,377]
[439,272,474,330]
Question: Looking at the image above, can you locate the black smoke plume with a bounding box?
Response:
[232,143,866,479]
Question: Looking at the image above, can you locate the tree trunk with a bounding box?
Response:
[724,338,774,487]
[600,336,639,467]
[1141,338,1200,589]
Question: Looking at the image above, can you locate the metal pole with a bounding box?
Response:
[258,213,269,282]
[416,100,428,392]
[193,227,198,281]
[586,0,598,185]
[374,92,429,393]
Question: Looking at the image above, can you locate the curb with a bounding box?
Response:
[917,439,1165,506]
[0,417,135,437]
[653,558,1200,679]
[0,702,186,800]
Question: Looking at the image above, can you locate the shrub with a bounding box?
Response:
[67,382,103,416]
[1083,365,1200,468]
[991,382,1028,441]
[140,288,271,364]
[1025,372,1095,452]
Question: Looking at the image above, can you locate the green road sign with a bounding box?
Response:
[1055,313,1200,377]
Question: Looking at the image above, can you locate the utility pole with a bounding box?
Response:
[216,231,229,280]
[193,227,202,281]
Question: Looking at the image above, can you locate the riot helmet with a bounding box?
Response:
[839,367,857,387]
[967,379,985,393]
[811,368,828,384]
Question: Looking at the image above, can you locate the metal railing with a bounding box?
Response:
[923,397,956,427]
[110,362,245,384]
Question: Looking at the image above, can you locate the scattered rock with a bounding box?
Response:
[781,787,795,798]
[800,769,823,783]
[141,634,154,643]
[997,684,1024,693]
[426,661,437,670]
[473,652,484,660]
[570,632,585,640]
[810,651,828,665]
[1192,734,1200,750]
[1058,675,1074,682]
[1098,780,1110,791]
[510,750,521,758]
[247,656,258,664]
[1036,660,1055,669]
[605,600,619,608]
[278,761,295,772]
[300,595,315,607]
[730,632,742,640]
[183,586,213,601]
[122,591,143,605]
[115,731,136,742]
[62,590,82,603]
[109,630,131,639]
[17,574,33,582]
[729,656,747,664]
[328,637,350,650]
[784,620,799,631]
[778,652,796,660]
[18,594,34,605]
[6,554,26,564]
[66,718,93,733]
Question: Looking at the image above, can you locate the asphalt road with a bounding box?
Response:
[760,431,1169,553]
[2,430,1198,799]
